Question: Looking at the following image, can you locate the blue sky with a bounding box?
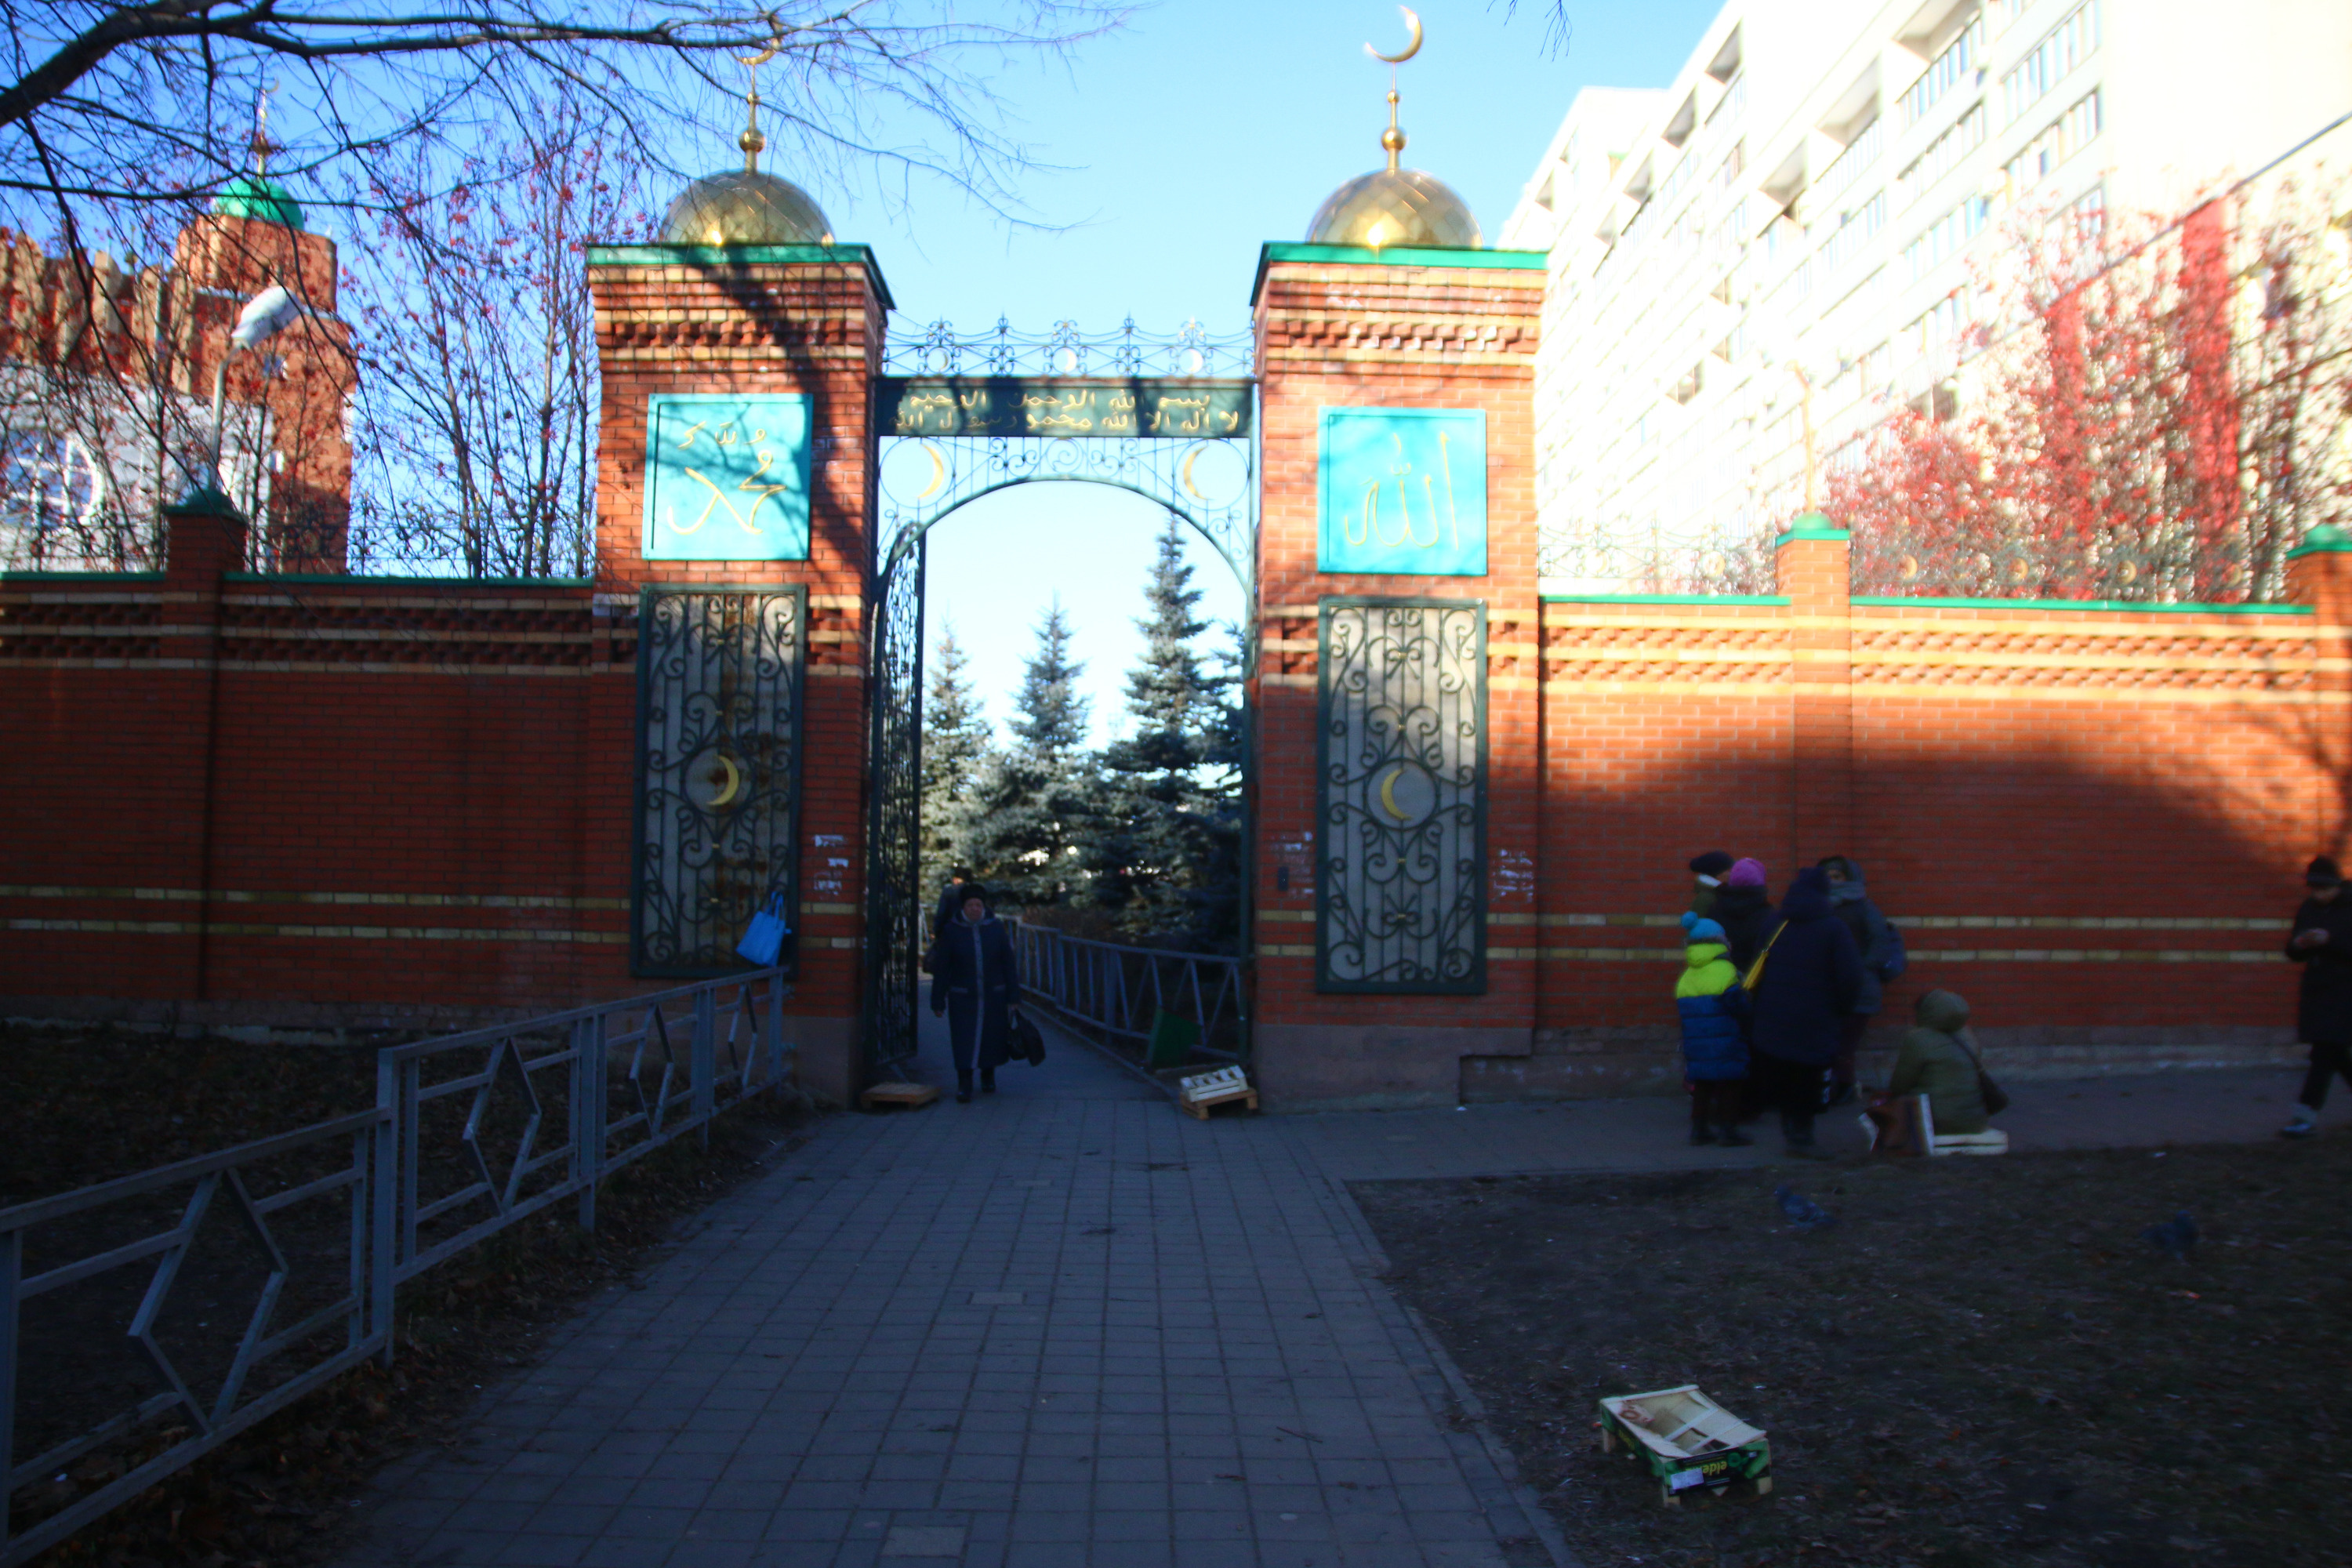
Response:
[726,0,1727,742]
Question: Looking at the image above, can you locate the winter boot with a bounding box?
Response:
[956,1071,974,1105]
[980,1071,997,1094]
[2281,1108,2318,1139]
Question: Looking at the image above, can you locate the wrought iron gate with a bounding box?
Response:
[1316,598,1487,993]
[633,586,806,976]
[861,319,1258,1075]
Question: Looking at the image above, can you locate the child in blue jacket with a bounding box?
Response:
[1678,913,1754,1146]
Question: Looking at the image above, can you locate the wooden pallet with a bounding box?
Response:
[1178,1066,1258,1120]
[860,1081,940,1111]
[1181,1086,1258,1120]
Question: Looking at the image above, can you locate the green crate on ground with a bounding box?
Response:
[1597,1385,1772,1506]
[1146,1008,1201,1069]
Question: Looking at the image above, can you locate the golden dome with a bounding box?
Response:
[659,170,833,247]
[1307,167,1481,249]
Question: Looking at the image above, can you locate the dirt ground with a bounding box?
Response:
[1353,1138,2352,1568]
[3,1025,824,1566]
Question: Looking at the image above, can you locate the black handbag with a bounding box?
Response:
[1011,1008,1046,1066]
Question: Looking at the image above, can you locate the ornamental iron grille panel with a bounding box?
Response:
[1316,598,1487,994]
[862,535,927,1073]
[633,586,806,976]
[861,319,1258,1075]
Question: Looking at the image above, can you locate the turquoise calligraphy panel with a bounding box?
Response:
[641,394,812,561]
[1316,408,1488,577]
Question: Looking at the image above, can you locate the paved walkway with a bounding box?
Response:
[332,1010,2328,1568]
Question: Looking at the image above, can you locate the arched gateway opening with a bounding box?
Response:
[859,321,1259,1075]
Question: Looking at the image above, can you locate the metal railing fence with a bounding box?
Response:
[1007,921,1246,1062]
[0,969,789,1566]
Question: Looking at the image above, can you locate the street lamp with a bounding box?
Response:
[195,282,305,502]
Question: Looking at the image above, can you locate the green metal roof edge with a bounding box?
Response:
[223,572,596,588]
[1,570,167,582]
[2287,523,2352,558]
[1541,593,1790,606]
[584,244,894,309]
[1252,242,1547,304]
[1772,514,1850,549]
[1852,595,2313,615]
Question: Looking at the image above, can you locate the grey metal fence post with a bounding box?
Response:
[1,1227,20,1560]
[763,974,786,1090]
[693,989,717,1139]
[579,1011,606,1232]
[371,1051,398,1367]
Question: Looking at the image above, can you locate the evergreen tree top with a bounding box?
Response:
[1011,597,1091,762]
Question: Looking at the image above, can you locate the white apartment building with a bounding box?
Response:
[1501,0,2352,593]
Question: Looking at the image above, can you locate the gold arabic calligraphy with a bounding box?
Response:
[665,418,793,536]
[890,385,1245,437]
[1347,431,1460,551]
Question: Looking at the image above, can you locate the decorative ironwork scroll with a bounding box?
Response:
[633,586,805,976]
[1316,598,1486,994]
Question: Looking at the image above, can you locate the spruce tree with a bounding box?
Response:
[1094,515,1243,946]
[962,597,1099,909]
[918,626,994,916]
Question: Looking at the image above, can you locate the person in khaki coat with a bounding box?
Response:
[1884,989,1990,1136]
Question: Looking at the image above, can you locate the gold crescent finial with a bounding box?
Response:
[735,36,781,174]
[1366,6,1423,65]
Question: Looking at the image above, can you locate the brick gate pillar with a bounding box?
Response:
[586,243,891,1107]
[1249,243,1547,1111]
[1776,513,1854,867]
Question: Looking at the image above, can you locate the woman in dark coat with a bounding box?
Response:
[1748,866,1865,1159]
[1711,858,1776,975]
[2283,856,2352,1137]
[928,882,1022,1103]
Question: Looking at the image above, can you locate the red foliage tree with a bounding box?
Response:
[1835,168,2352,603]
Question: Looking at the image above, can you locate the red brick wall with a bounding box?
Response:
[6,245,2343,1115]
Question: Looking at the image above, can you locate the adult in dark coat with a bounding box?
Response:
[928,882,1022,1103]
[931,868,975,942]
[1820,855,1899,1103]
[1711,858,1776,975]
[1748,866,1865,1158]
[2283,856,2352,1137]
[1687,850,1734,920]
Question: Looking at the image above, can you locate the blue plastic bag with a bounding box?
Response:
[735,892,791,968]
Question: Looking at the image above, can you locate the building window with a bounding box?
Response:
[1715,138,1747,191]
[2002,1,2099,125]
[1818,191,1887,277]
[1904,194,1990,283]
[1899,15,1985,129]
[1812,115,1885,211]
[2002,88,2102,194]
[1896,103,1987,210]
[1906,288,1976,367]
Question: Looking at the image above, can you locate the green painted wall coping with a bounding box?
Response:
[223,572,596,588]
[583,244,894,310]
[1541,593,1790,607]
[1252,242,1548,304]
[1,570,166,583]
[2288,523,2352,558]
[1852,595,2314,615]
[1773,514,1850,548]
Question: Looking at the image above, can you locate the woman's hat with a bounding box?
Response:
[1724,858,1767,888]
[2307,857,2342,888]
[959,882,990,903]
[1687,851,1734,878]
